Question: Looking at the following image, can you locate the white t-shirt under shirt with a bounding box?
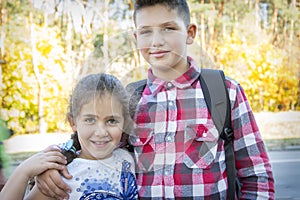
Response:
[63,148,138,199]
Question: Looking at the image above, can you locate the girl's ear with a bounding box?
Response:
[186,24,197,45]
[68,115,77,132]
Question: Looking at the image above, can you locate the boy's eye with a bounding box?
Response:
[163,27,176,32]
[138,28,152,35]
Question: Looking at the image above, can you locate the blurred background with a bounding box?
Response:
[0,0,299,135]
[0,0,299,198]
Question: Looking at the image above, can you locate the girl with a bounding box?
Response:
[1,73,138,200]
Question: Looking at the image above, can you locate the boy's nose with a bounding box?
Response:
[151,31,165,47]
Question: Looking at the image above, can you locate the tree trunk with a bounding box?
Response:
[271,2,278,44]
[0,0,7,87]
[29,12,46,134]
[213,0,225,41]
[254,0,260,29]
[283,16,287,47]
[200,13,206,51]
[289,19,294,43]
[103,0,110,68]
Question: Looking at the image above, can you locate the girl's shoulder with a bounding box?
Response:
[113,148,136,173]
[113,148,134,162]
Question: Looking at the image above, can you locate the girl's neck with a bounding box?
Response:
[77,151,113,160]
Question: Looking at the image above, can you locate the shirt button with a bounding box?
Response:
[166,136,171,141]
[203,132,207,137]
[169,101,173,106]
[167,82,173,88]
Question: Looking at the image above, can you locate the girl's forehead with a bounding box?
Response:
[87,94,120,106]
[80,95,123,115]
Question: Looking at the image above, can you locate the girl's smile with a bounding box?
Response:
[71,94,124,160]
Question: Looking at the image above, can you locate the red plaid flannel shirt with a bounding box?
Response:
[129,57,274,199]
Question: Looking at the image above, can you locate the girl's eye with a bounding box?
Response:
[85,118,95,124]
[107,119,119,125]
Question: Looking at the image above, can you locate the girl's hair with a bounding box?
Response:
[133,0,190,27]
[67,73,132,152]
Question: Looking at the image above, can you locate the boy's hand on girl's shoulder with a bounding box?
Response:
[60,165,72,180]
[31,145,72,199]
[36,168,72,200]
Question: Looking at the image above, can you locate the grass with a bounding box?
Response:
[264,138,300,151]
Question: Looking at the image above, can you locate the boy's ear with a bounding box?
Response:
[133,31,137,40]
[186,24,197,44]
[68,115,77,132]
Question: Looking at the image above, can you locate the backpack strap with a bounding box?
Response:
[122,79,147,152]
[126,79,147,120]
[199,69,237,199]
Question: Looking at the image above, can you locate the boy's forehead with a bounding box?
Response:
[135,4,182,28]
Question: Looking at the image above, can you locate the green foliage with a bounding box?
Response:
[1,18,71,134]
[217,31,299,111]
[0,118,12,172]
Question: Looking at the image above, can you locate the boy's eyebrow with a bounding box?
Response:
[137,21,179,29]
[137,25,151,29]
[161,21,178,26]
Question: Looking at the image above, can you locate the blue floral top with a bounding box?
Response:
[63,148,138,200]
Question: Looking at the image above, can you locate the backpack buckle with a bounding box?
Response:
[220,128,234,142]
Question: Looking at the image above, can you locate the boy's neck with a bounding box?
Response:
[151,61,190,81]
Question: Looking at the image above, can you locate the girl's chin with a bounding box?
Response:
[79,151,113,160]
[94,154,113,160]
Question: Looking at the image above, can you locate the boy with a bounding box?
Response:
[36,0,274,199]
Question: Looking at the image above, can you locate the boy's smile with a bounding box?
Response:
[150,49,169,58]
[134,4,196,81]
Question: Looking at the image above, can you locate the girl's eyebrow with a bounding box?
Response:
[106,114,122,119]
[82,114,122,119]
[82,114,97,118]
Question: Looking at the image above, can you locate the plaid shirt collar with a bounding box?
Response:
[147,56,201,97]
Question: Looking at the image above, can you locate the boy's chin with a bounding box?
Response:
[149,59,173,69]
[151,64,174,72]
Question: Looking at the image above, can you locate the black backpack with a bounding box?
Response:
[126,69,238,199]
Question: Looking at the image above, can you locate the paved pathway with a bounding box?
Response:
[4,133,71,154]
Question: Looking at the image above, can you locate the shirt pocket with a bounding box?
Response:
[129,127,155,172]
[183,124,219,169]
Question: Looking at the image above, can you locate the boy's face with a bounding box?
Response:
[134,4,196,80]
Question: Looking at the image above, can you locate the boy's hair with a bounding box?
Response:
[67,73,132,151]
[133,0,190,26]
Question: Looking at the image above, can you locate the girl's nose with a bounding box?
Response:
[94,123,108,136]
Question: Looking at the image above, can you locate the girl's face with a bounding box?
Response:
[71,94,124,160]
[134,4,196,81]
